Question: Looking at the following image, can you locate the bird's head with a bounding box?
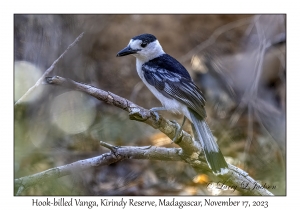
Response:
[116,33,165,62]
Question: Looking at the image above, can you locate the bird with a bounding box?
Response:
[116,33,228,175]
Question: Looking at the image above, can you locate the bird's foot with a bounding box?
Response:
[150,110,160,122]
[170,120,183,143]
[149,107,166,122]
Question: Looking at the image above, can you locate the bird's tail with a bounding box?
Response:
[188,108,228,175]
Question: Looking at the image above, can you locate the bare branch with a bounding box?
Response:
[42,76,274,196]
[15,144,182,195]
[15,141,272,196]
[14,32,85,106]
[46,76,205,158]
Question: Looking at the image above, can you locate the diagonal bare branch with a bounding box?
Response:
[14,32,85,106]
[41,75,274,196]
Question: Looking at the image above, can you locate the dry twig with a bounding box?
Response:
[14,32,84,106]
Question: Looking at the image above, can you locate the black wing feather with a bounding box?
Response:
[142,54,207,119]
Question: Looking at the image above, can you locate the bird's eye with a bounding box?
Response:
[141,42,147,48]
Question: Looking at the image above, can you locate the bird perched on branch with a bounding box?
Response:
[117,33,228,175]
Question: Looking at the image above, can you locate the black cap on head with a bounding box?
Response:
[132,34,157,44]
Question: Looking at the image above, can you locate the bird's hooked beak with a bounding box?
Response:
[116,46,140,57]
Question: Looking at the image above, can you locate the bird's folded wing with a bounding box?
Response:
[142,63,207,119]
